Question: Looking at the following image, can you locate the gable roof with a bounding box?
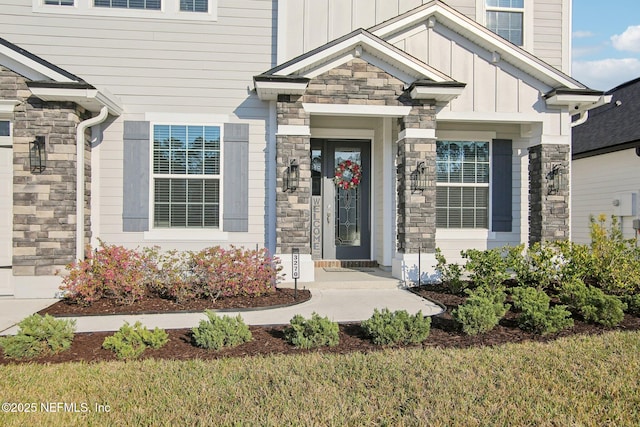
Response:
[572,77,640,159]
[369,0,587,91]
[0,37,122,115]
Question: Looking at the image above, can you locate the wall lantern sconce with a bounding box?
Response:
[284,158,299,192]
[546,164,564,195]
[30,135,46,174]
[411,161,428,192]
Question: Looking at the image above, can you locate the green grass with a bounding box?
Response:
[1,331,640,426]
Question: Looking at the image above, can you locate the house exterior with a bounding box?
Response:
[0,0,608,298]
[572,77,640,243]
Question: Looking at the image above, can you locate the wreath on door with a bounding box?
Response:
[333,159,362,190]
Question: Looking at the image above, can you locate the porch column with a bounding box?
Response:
[274,95,314,280]
[393,104,438,282]
[528,144,570,243]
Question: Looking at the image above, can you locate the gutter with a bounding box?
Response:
[76,106,109,261]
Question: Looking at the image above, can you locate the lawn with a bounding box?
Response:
[1,330,639,426]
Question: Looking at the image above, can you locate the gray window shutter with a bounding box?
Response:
[122,121,150,232]
[491,139,512,232]
[223,123,249,232]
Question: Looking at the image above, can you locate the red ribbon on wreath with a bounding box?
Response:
[333,159,362,190]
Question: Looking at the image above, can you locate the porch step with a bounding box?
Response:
[313,260,379,268]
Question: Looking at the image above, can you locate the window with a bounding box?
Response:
[0,121,9,137]
[436,141,490,229]
[485,0,524,46]
[94,0,160,9]
[44,0,74,4]
[180,0,207,12]
[152,124,221,228]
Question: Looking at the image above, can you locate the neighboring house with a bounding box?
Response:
[572,77,640,243]
[0,0,608,297]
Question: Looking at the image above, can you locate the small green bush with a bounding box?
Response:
[452,287,510,335]
[0,314,76,359]
[461,248,510,290]
[361,308,431,345]
[559,279,627,327]
[102,321,169,360]
[192,311,252,350]
[283,313,339,349]
[435,248,466,294]
[510,286,573,335]
[622,294,640,315]
[506,243,560,291]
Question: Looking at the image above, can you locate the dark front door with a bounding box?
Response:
[311,139,371,260]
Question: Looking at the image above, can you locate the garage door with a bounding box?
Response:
[0,144,13,295]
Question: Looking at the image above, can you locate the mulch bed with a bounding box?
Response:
[2,285,639,365]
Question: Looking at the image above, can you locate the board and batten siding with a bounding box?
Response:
[572,149,640,243]
[0,0,276,251]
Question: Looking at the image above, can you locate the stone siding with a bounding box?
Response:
[528,144,570,243]
[1,66,90,276]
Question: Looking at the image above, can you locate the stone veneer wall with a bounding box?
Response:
[275,95,311,254]
[274,58,436,256]
[1,66,90,276]
[528,144,570,243]
[396,105,437,253]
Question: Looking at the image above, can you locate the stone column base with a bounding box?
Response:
[392,252,440,284]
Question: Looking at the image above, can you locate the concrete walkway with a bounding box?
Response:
[0,268,444,335]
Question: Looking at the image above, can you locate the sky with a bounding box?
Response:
[572,0,640,91]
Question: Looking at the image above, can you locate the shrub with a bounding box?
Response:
[559,278,627,327]
[435,248,466,294]
[143,247,198,304]
[622,294,640,315]
[0,314,76,359]
[510,286,573,335]
[60,240,146,306]
[452,287,510,335]
[461,248,510,290]
[192,311,252,350]
[361,308,431,345]
[506,243,560,291]
[191,246,282,299]
[102,322,169,360]
[283,313,339,349]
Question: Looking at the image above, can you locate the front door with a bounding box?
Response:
[311,139,370,260]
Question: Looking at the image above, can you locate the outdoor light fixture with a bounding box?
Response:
[284,158,299,192]
[546,164,563,195]
[411,161,428,192]
[30,135,46,174]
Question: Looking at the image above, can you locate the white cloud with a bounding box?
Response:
[611,25,640,52]
[572,58,640,90]
[572,30,594,39]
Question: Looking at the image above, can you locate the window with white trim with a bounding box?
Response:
[180,0,207,12]
[44,0,74,4]
[485,0,524,46]
[152,124,221,228]
[436,141,490,229]
[94,0,160,9]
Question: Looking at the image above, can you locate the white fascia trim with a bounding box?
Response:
[277,125,311,136]
[398,128,436,140]
[303,103,411,117]
[144,112,230,123]
[28,86,123,116]
[436,111,543,124]
[0,46,75,83]
[276,33,448,83]
[410,85,465,102]
[311,128,375,139]
[254,80,309,101]
[0,100,21,115]
[372,5,582,90]
[545,94,612,114]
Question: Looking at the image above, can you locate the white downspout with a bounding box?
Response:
[571,110,589,127]
[76,106,109,261]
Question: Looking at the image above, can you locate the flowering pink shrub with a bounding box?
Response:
[61,242,282,305]
[60,241,146,306]
[191,246,282,299]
